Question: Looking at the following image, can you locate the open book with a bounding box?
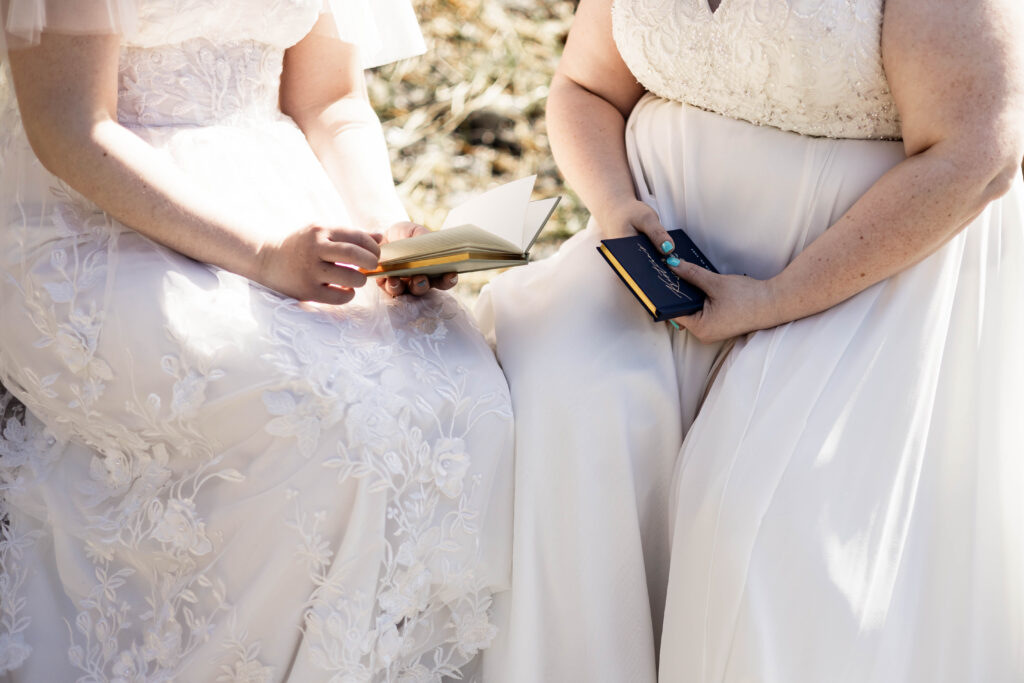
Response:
[364,176,560,277]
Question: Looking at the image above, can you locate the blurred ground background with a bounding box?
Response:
[366,0,584,302]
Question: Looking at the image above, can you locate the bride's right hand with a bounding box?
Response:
[601,199,676,255]
[255,224,383,304]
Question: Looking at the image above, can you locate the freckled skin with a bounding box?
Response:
[547,0,1024,343]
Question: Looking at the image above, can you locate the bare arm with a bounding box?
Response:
[547,0,677,252]
[8,32,380,304]
[280,12,456,297]
[674,0,1024,341]
[281,12,407,231]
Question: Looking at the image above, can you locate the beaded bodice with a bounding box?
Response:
[612,0,902,139]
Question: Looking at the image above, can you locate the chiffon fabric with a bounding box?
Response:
[0,0,425,67]
[477,0,1024,679]
[0,1,510,680]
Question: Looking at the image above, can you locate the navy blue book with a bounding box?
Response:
[597,228,718,322]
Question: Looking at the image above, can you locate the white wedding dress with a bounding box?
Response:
[0,2,514,681]
[478,0,1024,681]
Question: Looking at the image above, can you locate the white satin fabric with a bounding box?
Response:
[477,0,1024,677]
[639,97,1024,682]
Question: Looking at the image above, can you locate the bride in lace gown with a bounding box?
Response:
[0,1,513,680]
[478,0,1023,680]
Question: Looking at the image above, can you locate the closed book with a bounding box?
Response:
[597,228,718,322]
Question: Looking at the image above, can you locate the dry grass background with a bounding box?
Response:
[366,0,584,299]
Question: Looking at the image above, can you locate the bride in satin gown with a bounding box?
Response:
[0,1,513,680]
[478,0,1024,680]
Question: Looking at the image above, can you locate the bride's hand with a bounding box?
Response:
[667,261,784,343]
[601,199,677,256]
[255,224,383,304]
[377,221,459,297]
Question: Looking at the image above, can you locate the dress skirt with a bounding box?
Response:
[0,73,514,681]
[478,92,1024,682]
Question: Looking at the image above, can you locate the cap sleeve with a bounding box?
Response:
[1,0,139,53]
[319,0,426,69]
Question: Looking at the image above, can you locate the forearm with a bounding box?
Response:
[768,142,1020,324]
[31,117,265,279]
[547,75,640,235]
[292,96,408,231]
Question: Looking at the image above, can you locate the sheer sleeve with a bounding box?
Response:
[319,0,426,69]
[1,0,138,53]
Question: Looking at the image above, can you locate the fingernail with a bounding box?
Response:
[666,255,681,267]
[669,320,681,330]
[660,241,673,254]
[447,274,458,285]
[415,279,427,289]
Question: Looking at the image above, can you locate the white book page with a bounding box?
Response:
[441,175,537,250]
[379,224,518,263]
[521,197,560,252]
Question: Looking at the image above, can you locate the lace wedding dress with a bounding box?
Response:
[477,0,1023,680]
[0,2,513,681]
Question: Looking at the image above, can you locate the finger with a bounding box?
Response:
[385,222,429,243]
[310,284,356,306]
[384,276,406,297]
[317,240,380,271]
[407,275,430,296]
[429,272,458,291]
[315,261,368,289]
[669,260,718,292]
[635,212,675,256]
[369,232,385,245]
[322,228,382,258]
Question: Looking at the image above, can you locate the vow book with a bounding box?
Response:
[598,228,718,322]
[365,176,560,277]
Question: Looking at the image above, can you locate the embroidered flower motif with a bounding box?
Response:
[395,665,434,683]
[89,450,134,495]
[141,608,183,668]
[0,632,32,672]
[377,563,433,622]
[110,649,146,683]
[150,499,213,556]
[0,13,514,676]
[263,391,338,457]
[409,316,447,341]
[171,370,209,418]
[452,604,498,655]
[374,621,404,668]
[220,659,274,683]
[345,397,401,455]
[424,438,470,499]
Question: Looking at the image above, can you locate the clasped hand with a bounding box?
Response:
[606,199,783,343]
[254,221,457,304]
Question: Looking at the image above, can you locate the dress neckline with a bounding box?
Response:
[704,0,725,16]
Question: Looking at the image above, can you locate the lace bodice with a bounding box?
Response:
[115,0,319,126]
[612,0,901,139]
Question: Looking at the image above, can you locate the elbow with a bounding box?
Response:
[20,114,104,182]
[980,153,1023,205]
[21,120,64,178]
[947,130,1024,210]
[972,117,1024,205]
[284,92,375,135]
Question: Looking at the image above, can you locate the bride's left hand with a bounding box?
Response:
[668,261,784,344]
[376,221,459,297]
